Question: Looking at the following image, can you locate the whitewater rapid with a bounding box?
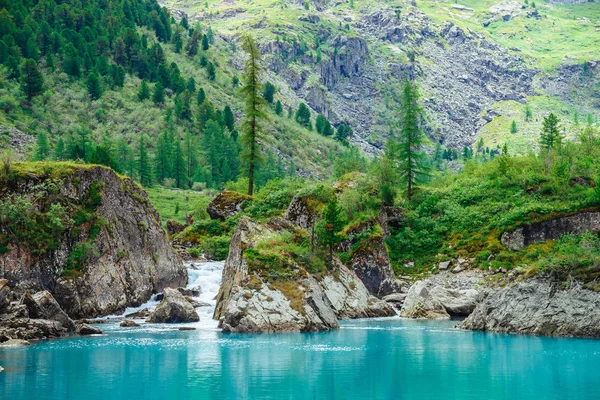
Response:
[106,261,224,330]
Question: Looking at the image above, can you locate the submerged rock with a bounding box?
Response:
[460,280,600,338]
[76,323,102,335]
[149,288,200,323]
[120,320,140,327]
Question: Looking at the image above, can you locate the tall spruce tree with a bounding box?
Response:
[240,34,268,196]
[316,195,345,267]
[86,71,102,100]
[173,136,186,188]
[34,132,51,161]
[137,135,152,186]
[21,59,44,101]
[396,79,429,200]
[540,113,562,151]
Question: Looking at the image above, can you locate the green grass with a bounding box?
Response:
[145,186,216,226]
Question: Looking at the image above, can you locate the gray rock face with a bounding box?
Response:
[378,206,404,238]
[149,288,200,323]
[0,282,72,340]
[215,217,394,333]
[501,211,600,251]
[206,190,250,221]
[284,195,318,230]
[401,273,482,319]
[21,290,76,332]
[460,280,600,338]
[0,166,186,319]
[400,281,450,319]
[0,279,9,313]
[76,323,102,335]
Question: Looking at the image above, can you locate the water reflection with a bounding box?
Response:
[1,318,600,400]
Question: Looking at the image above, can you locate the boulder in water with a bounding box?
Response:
[20,290,76,332]
[149,288,200,323]
[125,308,151,319]
[76,323,102,335]
[401,279,480,319]
[120,320,140,327]
[0,339,31,347]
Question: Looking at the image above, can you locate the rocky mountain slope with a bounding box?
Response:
[0,163,187,319]
[160,0,599,153]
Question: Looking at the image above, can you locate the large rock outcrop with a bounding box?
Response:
[400,273,482,319]
[214,217,394,333]
[459,280,600,338]
[0,282,72,340]
[501,211,600,251]
[207,190,251,221]
[149,287,200,323]
[0,164,186,319]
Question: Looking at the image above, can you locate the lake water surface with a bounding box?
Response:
[1,262,599,400]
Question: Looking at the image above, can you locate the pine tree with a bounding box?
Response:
[186,31,201,56]
[224,105,235,132]
[334,124,353,145]
[197,87,206,106]
[34,132,51,161]
[202,34,209,51]
[315,114,327,134]
[137,135,152,186]
[153,82,165,104]
[263,82,276,104]
[21,59,44,101]
[54,137,65,161]
[138,80,150,101]
[173,136,186,188]
[498,143,510,176]
[206,61,216,80]
[295,103,312,130]
[540,113,562,151]
[396,79,429,200]
[525,104,533,122]
[275,100,283,116]
[510,120,518,134]
[240,34,268,196]
[184,131,198,187]
[154,131,172,184]
[316,195,345,267]
[86,71,102,100]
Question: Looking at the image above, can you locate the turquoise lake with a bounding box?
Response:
[2,317,600,400]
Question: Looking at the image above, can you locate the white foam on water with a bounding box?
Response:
[103,261,224,330]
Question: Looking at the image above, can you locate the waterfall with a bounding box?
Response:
[109,261,224,329]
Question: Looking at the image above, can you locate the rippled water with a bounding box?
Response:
[2,262,600,399]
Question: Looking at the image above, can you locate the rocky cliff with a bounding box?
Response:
[0,163,186,319]
[459,280,600,338]
[501,211,600,251]
[213,216,393,333]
